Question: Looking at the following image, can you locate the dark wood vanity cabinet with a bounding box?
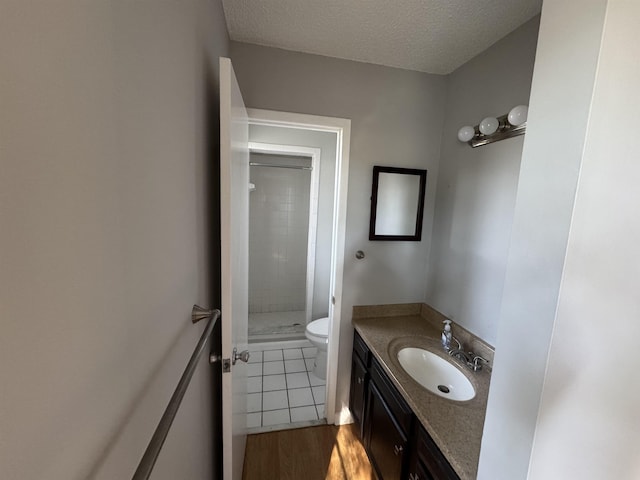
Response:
[351,331,461,480]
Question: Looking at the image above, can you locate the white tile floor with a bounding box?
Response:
[246,342,326,430]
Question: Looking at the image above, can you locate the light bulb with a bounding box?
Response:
[479,117,499,135]
[457,126,475,142]
[508,105,528,126]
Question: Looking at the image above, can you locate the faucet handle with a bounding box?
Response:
[472,355,490,371]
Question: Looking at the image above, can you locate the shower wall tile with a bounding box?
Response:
[249,155,311,314]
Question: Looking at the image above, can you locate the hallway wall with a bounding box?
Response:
[0,1,229,478]
[527,1,640,478]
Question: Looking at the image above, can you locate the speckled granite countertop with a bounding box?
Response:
[352,303,493,480]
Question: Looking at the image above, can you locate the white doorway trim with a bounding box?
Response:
[247,108,351,426]
[247,141,321,325]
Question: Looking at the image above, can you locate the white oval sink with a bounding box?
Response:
[397,347,475,401]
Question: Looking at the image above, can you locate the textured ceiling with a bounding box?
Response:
[222,0,542,74]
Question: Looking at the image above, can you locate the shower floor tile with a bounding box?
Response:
[244,340,326,432]
[248,311,306,340]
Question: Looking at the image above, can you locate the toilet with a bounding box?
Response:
[305,317,329,380]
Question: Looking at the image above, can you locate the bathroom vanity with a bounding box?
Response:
[350,304,493,480]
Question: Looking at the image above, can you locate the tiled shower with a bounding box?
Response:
[248,152,313,341]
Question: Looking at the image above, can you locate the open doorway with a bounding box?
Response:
[244,109,350,432]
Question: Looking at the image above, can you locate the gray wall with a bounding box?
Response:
[230,41,448,417]
[478,2,608,479]
[528,3,640,477]
[249,124,338,320]
[426,17,540,345]
[0,0,229,478]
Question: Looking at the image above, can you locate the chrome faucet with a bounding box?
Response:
[447,342,490,372]
[442,322,490,372]
[471,355,490,372]
[448,348,471,364]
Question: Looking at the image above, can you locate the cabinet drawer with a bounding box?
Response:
[370,358,413,436]
[353,331,370,366]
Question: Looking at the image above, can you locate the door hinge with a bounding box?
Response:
[332,296,336,305]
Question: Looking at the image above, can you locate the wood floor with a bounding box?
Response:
[242,423,377,480]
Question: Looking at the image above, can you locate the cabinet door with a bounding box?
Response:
[365,382,408,480]
[409,460,435,480]
[350,354,368,436]
[416,425,460,480]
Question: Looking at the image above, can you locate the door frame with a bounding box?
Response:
[248,141,321,325]
[247,108,351,425]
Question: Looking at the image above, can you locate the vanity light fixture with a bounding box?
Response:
[458,105,528,148]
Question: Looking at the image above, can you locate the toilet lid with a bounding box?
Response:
[307,317,329,337]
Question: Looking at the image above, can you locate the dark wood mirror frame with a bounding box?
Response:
[369,166,427,241]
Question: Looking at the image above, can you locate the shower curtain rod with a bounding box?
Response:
[249,162,312,171]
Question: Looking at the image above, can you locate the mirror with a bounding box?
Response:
[369,166,427,241]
